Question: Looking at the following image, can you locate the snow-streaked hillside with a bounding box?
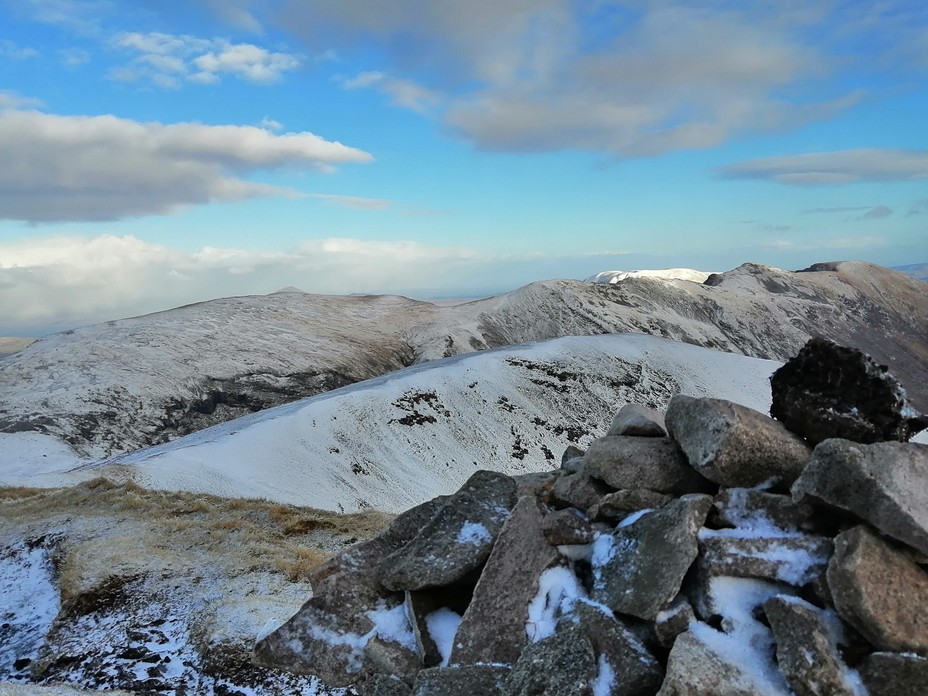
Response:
[585,268,714,284]
[2,335,780,512]
[1,260,926,461]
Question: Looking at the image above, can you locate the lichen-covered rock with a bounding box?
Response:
[827,525,928,654]
[858,652,928,696]
[412,664,508,696]
[380,470,518,591]
[792,439,928,555]
[582,436,709,494]
[770,337,928,445]
[449,496,561,666]
[606,404,667,437]
[542,508,596,546]
[665,395,811,488]
[588,489,673,522]
[592,495,712,620]
[763,595,858,696]
[501,621,596,696]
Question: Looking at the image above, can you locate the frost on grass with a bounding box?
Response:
[689,577,790,696]
[525,566,588,642]
[456,521,492,546]
[426,608,463,667]
[0,539,60,680]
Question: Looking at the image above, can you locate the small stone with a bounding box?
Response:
[792,439,928,555]
[592,495,712,620]
[551,472,612,512]
[588,489,673,522]
[827,525,928,654]
[764,595,857,696]
[653,596,696,649]
[582,436,710,494]
[380,470,518,591]
[450,496,561,666]
[561,445,586,471]
[665,395,811,489]
[606,404,667,437]
[412,665,508,696]
[542,508,596,546]
[501,621,596,696]
[858,652,928,696]
[770,337,928,445]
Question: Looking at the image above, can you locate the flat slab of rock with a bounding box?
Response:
[412,665,508,696]
[710,488,814,533]
[792,439,928,555]
[696,533,833,587]
[449,496,561,666]
[666,395,811,488]
[592,494,712,620]
[551,472,611,513]
[589,489,673,522]
[827,525,928,654]
[859,652,928,696]
[582,436,709,494]
[255,496,446,686]
[764,595,857,696]
[770,337,928,445]
[380,470,518,591]
[606,404,667,437]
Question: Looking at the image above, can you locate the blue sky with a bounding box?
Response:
[0,0,926,335]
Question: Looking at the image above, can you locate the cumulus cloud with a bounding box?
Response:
[720,149,928,185]
[257,0,888,157]
[0,108,373,222]
[110,31,301,86]
[0,91,43,109]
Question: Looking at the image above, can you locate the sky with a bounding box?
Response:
[0,0,926,335]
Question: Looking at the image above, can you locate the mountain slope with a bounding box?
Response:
[0,261,925,461]
[3,334,781,512]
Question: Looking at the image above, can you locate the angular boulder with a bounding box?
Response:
[589,489,673,523]
[582,436,709,494]
[541,507,596,546]
[412,665,508,696]
[449,496,561,666]
[653,596,696,649]
[665,395,811,488]
[551,472,611,513]
[770,337,928,445]
[501,621,596,696]
[363,673,414,696]
[763,595,857,696]
[592,495,712,620]
[606,404,667,437]
[858,652,928,696]
[380,470,518,591]
[710,488,814,533]
[827,525,928,653]
[696,533,833,587]
[792,439,928,555]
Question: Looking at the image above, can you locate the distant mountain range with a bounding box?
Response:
[1,260,925,470]
[892,263,928,282]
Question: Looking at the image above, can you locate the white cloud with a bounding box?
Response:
[720,149,928,185]
[259,116,284,131]
[342,71,440,113]
[0,39,39,60]
[110,32,302,87]
[0,108,373,222]
[0,91,43,109]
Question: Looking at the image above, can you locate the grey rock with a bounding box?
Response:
[589,489,674,522]
[827,525,928,654]
[859,652,928,696]
[512,471,556,499]
[570,601,664,695]
[710,488,814,532]
[696,534,833,586]
[666,395,811,488]
[562,445,586,471]
[542,508,597,545]
[653,596,696,649]
[255,495,444,685]
[412,665,508,696]
[770,337,928,445]
[450,496,561,666]
[551,472,612,513]
[792,439,928,555]
[404,589,466,668]
[380,470,518,591]
[606,403,667,437]
[361,673,414,696]
[764,595,857,696]
[365,636,422,685]
[501,621,596,696]
[582,436,709,494]
[658,629,792,695]
[592,494,712,620]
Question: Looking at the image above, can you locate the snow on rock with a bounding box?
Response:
[425,609,462,667]
[585,268,715,284]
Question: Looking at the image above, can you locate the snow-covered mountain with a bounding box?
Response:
[4,334,780,512]
[585,268,714,284]
[1,261,925,464]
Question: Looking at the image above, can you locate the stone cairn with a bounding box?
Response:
[255,338,928,696]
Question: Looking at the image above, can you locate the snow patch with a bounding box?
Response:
[525,566,585,643]
[426,608,463,667]
[456,522,492,546]
[592,654,616,696]
[618,508,652,528]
